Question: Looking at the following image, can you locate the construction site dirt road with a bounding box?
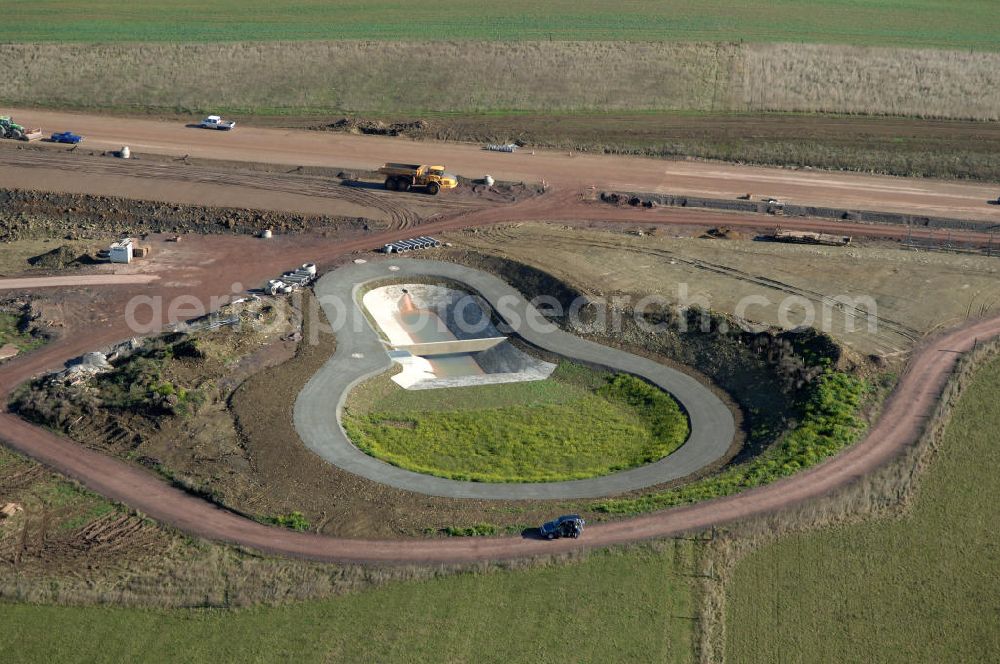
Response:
[2,149,996,248]
[8,108,1000,223]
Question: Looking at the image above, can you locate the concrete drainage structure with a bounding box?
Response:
[294,259,736,500]
[361,283,555,390]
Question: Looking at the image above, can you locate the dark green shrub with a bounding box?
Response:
[269,511,310,531]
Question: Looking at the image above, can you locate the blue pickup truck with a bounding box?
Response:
[49,131,84,144]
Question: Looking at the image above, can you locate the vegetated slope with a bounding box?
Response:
[0,544,699,664]
[0,188,371,243]
[9,300,302,516]
[2,42,998,120]
[725,355,1000,663]
[0,443,458,609]
[3,0,997,48]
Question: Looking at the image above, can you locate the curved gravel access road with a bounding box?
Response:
[294,260,736,499]
[1,314,996,563]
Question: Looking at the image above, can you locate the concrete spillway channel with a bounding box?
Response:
[294,259,736,500]
[360,282,557,389]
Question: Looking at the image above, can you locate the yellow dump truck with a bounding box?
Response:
[378,163,458,195]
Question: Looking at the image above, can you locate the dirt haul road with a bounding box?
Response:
[1,313,997,563]
[11,108,1000,223]
[0,149,995,247]
[0,148,490,227]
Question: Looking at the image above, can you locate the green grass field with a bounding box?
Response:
[4,0,998,49]
[343,364,689,483]
[0,544,699,664]
[724,355,1000,663]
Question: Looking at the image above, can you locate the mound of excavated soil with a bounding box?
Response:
[324,117,430,137]
[26,245,83,270]
[0,189,371,242]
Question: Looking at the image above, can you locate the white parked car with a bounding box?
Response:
[198,115,236,130]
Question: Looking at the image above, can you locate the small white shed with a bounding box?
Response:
[109,239,134,264]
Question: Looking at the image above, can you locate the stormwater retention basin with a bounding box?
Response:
[361,283,555,389]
